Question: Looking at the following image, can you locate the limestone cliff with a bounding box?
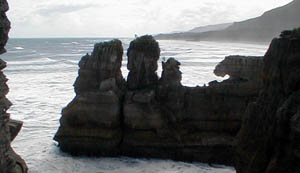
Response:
[54,40,125,156]
[236,31,300,173]
[55,35,263,165]
[0,0,27,172]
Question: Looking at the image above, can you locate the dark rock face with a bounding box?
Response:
[160,58,182,86]
[214,55,264,96]
[55,35,263,165]
[0,1,27,173]
[0,0,10,55]
[236,36,300,172]
[214,55,263,81]
[54,40,125,156]
[127,35,160,90]
[74,40,124,95]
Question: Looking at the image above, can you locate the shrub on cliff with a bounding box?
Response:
[292,27,300,37]
[280,27,300,38]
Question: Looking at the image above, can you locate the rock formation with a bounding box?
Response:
[0,0,27,172]
[236,31,300,172]
[55,35,263,165]
[54,39,125,156]
[214,55,264,96]
[214,55,263,81]
[0,0,9,55]
[126,35,160,90]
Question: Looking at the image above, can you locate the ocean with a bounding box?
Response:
[1,38,268,173]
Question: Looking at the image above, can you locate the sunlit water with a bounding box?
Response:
[1,38,268,173]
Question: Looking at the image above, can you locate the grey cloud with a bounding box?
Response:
[37,4,98,16]
[8,0,292,37]
[172,3,237,31]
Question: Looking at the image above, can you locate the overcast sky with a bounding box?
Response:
[7,0,293,38]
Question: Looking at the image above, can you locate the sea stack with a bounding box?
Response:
[0,0,27,172]
[55,35,263,165]
[54,39,125,156]
[126,35,160,90]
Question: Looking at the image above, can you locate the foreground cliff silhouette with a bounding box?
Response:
[54,35,263,165]
[0,0,27,172]
[236,29,300,173]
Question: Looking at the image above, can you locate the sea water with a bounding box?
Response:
[1,38,268,173]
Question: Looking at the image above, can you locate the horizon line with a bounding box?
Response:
[9,36,134,39]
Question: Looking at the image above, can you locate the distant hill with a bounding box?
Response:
[188,23,232,33]
[156,0,300,42]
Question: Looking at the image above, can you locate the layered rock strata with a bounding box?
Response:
[54,40,125,156]
[127,35,160,90]
[55,35,264,165]
[0,0,27,172]
[236,32,300,172]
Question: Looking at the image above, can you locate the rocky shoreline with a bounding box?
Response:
[1,0,299,172]
[54,31,300,172]
[54,35,264,166]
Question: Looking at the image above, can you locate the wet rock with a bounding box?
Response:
[236,35,300,173]
[54,39,125,156]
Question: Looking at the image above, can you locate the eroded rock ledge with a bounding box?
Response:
[0,0,27,172]
[214,55,263,81]
[54,35,263,165]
